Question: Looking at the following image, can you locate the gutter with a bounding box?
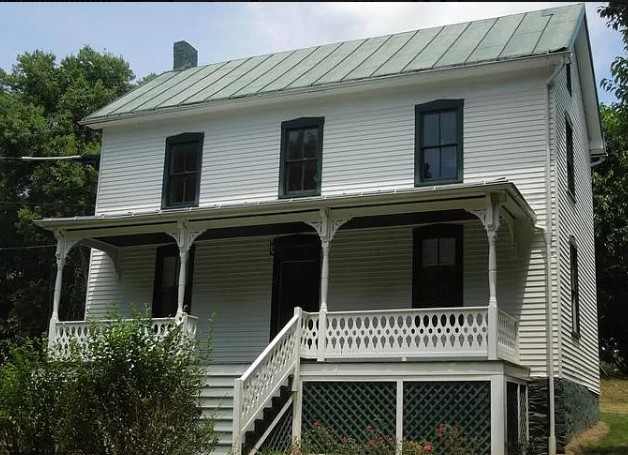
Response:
[542,56,566,455]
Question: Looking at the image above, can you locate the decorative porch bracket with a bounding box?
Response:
[466,193,505,360]
[49,231,78,345]
[79,238,124,280]
[166,221,204,319]
[306,208,351,361]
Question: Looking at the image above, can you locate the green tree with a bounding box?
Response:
[596,3,628,373]
[0,47,134,354]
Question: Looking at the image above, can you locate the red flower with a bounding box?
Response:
[313,421,319,427]
[341,435,347,442]
[366,424,373,432]
[423,445,432,452]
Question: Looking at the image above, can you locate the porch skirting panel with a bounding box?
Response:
[300,380,492,455]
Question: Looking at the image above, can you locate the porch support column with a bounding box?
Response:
[167,222,203,319]
[490,375,506,455]
[49,231,78,344]
[467,193,504,360]
[306,208,350,362]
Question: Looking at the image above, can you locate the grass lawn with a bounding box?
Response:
[566,379,628,455]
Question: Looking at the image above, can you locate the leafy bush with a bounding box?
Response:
[0,313,217,455]
[0,339,60,455]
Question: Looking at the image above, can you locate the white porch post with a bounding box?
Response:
[490,375,506,455]
[167,222,203,319]
[306,208,350,362]
[468,193,503,360]
[48,231,78,346]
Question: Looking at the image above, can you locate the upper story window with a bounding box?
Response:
[279,117,324,198]
[412,224,463,308]
[570,237,580,337]
[566,117,575,198]
[162,132,203,209]
[415,99,463,186]
[566,63,572,96]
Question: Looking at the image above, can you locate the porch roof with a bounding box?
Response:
[36,180,536,247]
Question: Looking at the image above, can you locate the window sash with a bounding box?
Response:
[570,241,580,335]
[415,100,463,185]
[162,133,203,208]
[280,118,323,197]
[566,120,575,196]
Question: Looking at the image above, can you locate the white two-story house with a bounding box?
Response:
[38,4,603,455]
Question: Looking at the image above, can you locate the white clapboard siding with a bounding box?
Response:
[85,247,156,319]
[551,58,600,394]
[94,71,550,216]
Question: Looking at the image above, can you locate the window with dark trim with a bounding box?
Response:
[415,99,463,186]
[566,63,572,96]
[412,224,463,308]
[279,117,324,198]
[162,132,203,208]
[566,117,575,197]
[152,244,195,318]
[570,238,580,337]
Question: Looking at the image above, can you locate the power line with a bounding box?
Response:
[0,200,95,208]
[0,244,56,251]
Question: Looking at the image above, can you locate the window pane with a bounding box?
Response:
[422,238,439,267]
[184,174,197,202]
[302,128,318,158]
[440,111,457,144]
[169,175,184,204]
[423,147,441,179]
[422,113,439,146]
[287,162,303,192]
[439,238,456,265]
[171,148,185,173]
[302,160,318,191]
[287,130,302,160]
[185,146,198,172]
[441,146,458,179]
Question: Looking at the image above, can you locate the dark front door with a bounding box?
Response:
[271,235,321,338]
[152,244,195,318]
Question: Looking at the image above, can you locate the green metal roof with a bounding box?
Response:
[84,4,584,124]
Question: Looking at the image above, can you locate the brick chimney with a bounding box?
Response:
[173,41,198,71]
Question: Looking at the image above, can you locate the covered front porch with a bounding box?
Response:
[38,181,537,455]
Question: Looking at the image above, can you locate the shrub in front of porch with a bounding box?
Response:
[0,313,217,455]
[54,313,217,455]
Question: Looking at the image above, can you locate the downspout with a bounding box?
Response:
[543,56,567,455]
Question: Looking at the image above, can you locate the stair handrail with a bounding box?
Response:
[232,307,302,455]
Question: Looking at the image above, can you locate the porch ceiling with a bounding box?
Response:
[35,180,536,248]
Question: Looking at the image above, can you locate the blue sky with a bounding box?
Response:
[0,2,622,104]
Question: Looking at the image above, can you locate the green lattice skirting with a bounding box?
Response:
[300,380,491,455]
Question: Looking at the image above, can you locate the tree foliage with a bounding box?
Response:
[595,3,628,373]
[0,47,134,355]
[0,315,216,455]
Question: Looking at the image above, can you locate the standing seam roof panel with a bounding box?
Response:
[187,54,273,103]
[89,71,178,118]
[260,44,342,93]
[343,31,417,81]
[466,14,525,64]
[435,18,496,68]
[232,47,318,97]
[285,39,366,88]
[404,22,470,72]
[159,60,245,107]
[116,67,208,114]
[209,51,293,99]
[152,62,228,109]
[499,11,552,59]
[315,35,392,85]
[533,7,584,53]
[372,27,442,77]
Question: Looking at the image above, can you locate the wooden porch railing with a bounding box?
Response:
[232,305,519,454]
[48,314,198,357]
